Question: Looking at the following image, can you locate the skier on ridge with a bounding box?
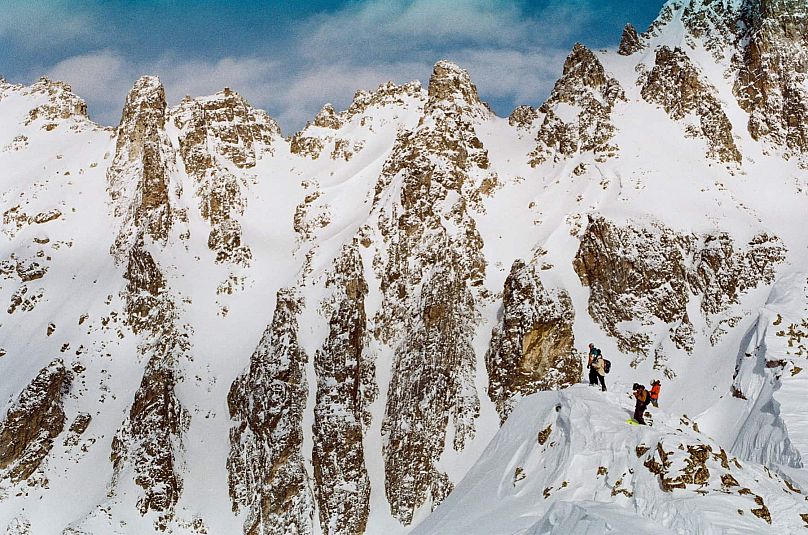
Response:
[649,379,661,408]
[632,383,650,425]
[587,343,607,391]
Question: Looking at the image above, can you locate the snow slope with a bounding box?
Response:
[0,0,807,533]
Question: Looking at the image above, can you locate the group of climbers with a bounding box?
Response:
[630,379,661,425]
[586,343,662,425]
[586,343,608,391]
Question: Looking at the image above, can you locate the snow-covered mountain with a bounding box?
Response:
[0,0,807,533]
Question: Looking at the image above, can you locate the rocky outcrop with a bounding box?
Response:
[486,260,579,422]
[111,356,188,523]
[0,360,70,483]
[173,88,279,170]
[734,0,808,158]
[618,23,644,56]
[108,76,177,253]
[374,61,487,525]
[313,103,343,130]
[345,80,424,121]
[574,216,786,362]
[574,216,693,356]
[227,289,315,535]
[312,244,376,533]
[23,77,89,129]
[641,46,741,164]
[106,76,191,529]
[529,44,625,166]
[508,105,539,128]
[172,88,278,266]
[681,0,744,58]
[690,232,786,317]
[425,61,490,120]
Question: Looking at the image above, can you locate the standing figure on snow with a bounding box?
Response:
[649,380,661,408]
[632,383,650,425]
[587,344,607,392]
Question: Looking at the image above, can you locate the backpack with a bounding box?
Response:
[603,359,611,374]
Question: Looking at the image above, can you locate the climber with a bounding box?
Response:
[588,345,607,391]
[649,379,661,408]
[632,383,650,425]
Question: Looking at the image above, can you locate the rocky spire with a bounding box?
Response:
[105,75,191,530]
[618,23,644,55]
[313,103,343,129]
[529,43,625,166]
[486,260,579,422]
[426,60,490,119]
[371,59,490,525]
[109,75,175,252]
[227,289,316,534]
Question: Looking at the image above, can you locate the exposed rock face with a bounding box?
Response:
[0,360,70,483]
[111,357,188,521]
[529,44,625,166]
[641,46,741,163]
[345,81,424,121]
[312,244,376,533]
[227,289,315,535]
[106,76,191,529]
[374,61,487,525]
[618,23,644,56]
[313,103,343,130]
[574,216,786,362]
[108,75,176,252]
[690,232,786,317]
[681,0,743,58]
[173,88,279,170]
[486,260,579,422]
[23,77,89,127]
[426,61,489,120]
[172,88,278,266]
[735,0,808,157]
[508,105,539,128]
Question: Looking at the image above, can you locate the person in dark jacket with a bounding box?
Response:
[587,344,606,391]
[632,383,650,425]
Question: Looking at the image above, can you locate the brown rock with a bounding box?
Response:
[0,360,70,483]
[618,23,644,56]
[227,289,315,534]
[486,259,579,421]
[641,46,741,163]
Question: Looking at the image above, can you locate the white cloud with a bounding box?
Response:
[37,0,591,131]
[0,0,96,48]
[45,50,136,124]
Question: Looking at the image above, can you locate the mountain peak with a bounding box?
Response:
[313,103,342,129]
[618,23,644,55]
[426,60,487,116]
[119,75,166,130]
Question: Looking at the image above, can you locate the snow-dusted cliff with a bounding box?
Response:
[0,0,807,533]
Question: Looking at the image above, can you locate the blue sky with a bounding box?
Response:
[0,0,664,132]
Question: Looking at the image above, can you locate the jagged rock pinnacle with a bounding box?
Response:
[618,23,644,55]
[313,103,342,129]
[427,60,485,113]
[118,75,166,131]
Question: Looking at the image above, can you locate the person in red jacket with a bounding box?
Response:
[632,383,650,425]
[649,380,661,408]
